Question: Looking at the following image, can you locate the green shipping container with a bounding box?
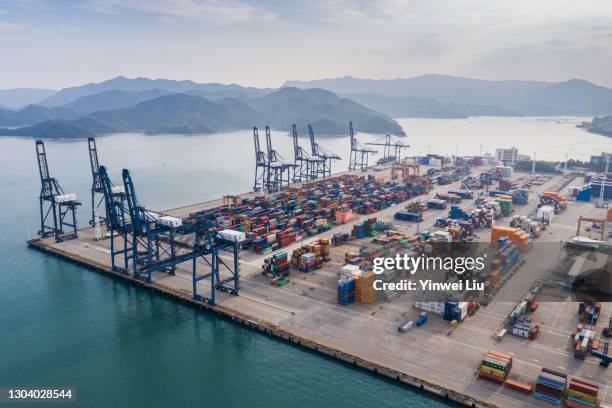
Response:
[482,357,508,371]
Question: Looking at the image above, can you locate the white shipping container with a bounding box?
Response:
[512,325,529,337]
[537,205,554,222]
[54,193,77,203]
[218,229,246,242]
[458,302,468,320]
[341,264,361,280]
[415,301,444,315]
[111,186,125,194]
[159,216,182,228]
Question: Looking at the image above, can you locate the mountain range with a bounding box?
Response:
[2,74,612,139]
[285,75,612,117]
[0,84,404,138]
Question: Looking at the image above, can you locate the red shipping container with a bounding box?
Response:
[534,384,563,398]
[568,381,598,396]
[479,372,504,385]
[570,377,599,390]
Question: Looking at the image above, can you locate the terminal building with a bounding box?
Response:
[495,147,519,166]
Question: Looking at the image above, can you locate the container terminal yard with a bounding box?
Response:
[28,125,611,408]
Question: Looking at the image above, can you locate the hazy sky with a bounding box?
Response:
[1,0,612,89]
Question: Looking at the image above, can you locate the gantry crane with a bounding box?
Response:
[265,126,294,192]
[292,124,321,182]
[99,165,239,305]
[35,140,81,242]
[88,137,124,226]
[576,216,606,241]
[367,134,409,165]
[99,165,131,272]
[348,121,377,171]
[252,127,268,192]
[309,124,341,178]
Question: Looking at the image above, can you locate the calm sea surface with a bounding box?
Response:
[0,117,609,407]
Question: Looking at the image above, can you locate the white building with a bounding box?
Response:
[495,147,518,166]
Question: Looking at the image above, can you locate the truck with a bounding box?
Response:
[398,320,414,333]
[426,198,447,210]
[448,189,474,199]
[416,312,428,327]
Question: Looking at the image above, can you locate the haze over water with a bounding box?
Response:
[0,116,609,407]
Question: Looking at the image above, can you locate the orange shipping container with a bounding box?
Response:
[504,379,532,394]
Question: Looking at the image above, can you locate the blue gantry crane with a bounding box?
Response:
[99,165,131,272]
[35,140,81,242]
[308,124,341,178]
[88,137,124,226]
[99,165,239,305]
[265,126,294,192]
[348,121,377,171]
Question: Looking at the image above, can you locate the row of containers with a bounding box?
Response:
[573,302,603,360]
[414,301,469,322]
[186,174,431,255]
[417,154,503,169]
[535,368,601,407]
[509,215,542,238]
[261,238,331,277]
[488,188,529,206]
[479,351,602,407]
[537,191,568,219]
[572,174,612,200]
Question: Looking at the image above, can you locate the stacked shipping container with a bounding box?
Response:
[478,351,513,384]
[534,368,567,405]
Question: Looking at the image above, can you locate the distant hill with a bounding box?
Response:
[39,76,272,106]
[0,88,57,109]
[0,118,114,139]
[0,104,77,127]
[62,89,175,116]
[246,87,405,135]
[345,93,518,118]
[284,74,612,116]
[1,88,403,138]
[525,79,612,114]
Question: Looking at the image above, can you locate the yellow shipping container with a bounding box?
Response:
[567,388,597,404]
[479,365,506,379]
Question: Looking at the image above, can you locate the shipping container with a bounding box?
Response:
[504,379,532,394]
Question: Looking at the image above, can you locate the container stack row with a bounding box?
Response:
[534,368,567,405]
[262,251,290,277]
[565,376,600,408]
[490,226,530,253]
[188,174,431,254]
[478,350,513,384]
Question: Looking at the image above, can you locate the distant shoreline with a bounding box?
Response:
[578,115,612,138]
